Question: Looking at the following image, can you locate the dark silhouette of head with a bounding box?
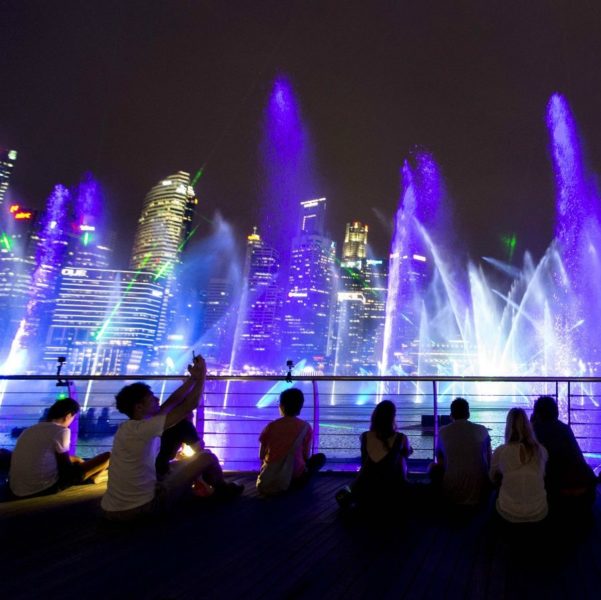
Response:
[450,397,470,420]
[116,382,152,418]
[532,395,559,423]
[47,398,80,420]
[280,388,304,417]
[370,400,397,442]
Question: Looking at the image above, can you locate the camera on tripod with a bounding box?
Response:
[285,360,294,383]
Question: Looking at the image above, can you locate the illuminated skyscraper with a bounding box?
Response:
[0,204,38,361]
[234,228,281,370]
[282,199,336,368]
[200,277,236,366]
[44,267,164,374]
[66,173,112,270]
[333,222,388,373]
[342,222,368,260]
[131,171,197,273]
[130,172,197,370]
[0,148,17,210]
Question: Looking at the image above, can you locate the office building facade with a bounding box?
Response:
[234,228,281,370]
[0,148,17,210]
[282,199,336,369]
[44,267,164,375]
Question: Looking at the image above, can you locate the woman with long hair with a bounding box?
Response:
[336,400,413,509]
[490,408,548,522]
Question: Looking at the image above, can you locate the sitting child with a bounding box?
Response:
[9,398,110,498]
[336,400,413,510]
[257,388,326,495]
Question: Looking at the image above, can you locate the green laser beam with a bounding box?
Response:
[152,225,200,281]
[501,234,517,261]
[191,168,204,188]
[0,233,12,251]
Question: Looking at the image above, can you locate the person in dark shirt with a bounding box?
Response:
[531,395,597,511]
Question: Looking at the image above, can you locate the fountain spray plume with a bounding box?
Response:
[259,75,319,271]
[2,184,71,375]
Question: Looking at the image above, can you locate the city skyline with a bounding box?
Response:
[2,2,601,264]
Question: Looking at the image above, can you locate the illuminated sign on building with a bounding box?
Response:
[9,204,33,220]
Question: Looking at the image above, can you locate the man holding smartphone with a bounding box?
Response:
[101,355,242,521]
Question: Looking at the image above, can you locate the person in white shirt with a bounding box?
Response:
[101,355,242,521]
[9,398,110,497]
[490,407,548,523]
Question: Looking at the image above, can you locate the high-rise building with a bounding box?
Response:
[131,171,197,273]
[333,222,388,374]
[0,204,38,361]
[342,221,368,260]
[130,172,197,370]
[44,267,164,375]
[299,197,326,235]
[0,148,17,210]
[199,277,236,366]
[282,199,336,369]
[234,228,281,370]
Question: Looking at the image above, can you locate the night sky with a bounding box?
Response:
[1,0,601,265]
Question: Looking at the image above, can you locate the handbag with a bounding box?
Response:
[257,423,309,495]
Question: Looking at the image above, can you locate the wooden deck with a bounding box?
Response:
[2,474,601,600]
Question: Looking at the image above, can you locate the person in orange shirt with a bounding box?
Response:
[257,388,326,494]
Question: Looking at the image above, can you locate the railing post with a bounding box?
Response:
[432,379,438,460]
[567,380,572,427]
[312,379,320,455]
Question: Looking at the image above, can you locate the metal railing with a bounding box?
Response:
[2,375,601,472]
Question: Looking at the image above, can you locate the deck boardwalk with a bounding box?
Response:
[1,474,601,600]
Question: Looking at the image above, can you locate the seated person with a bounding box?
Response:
[531,395,597,507]
[490,408,548,523]
[257,388,326,495]
[155,413,203,478]
[9,398,110,498]
[337,400,413,509]
[101,356,242,521]
[431,397,491,506]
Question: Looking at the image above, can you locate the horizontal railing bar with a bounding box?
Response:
[3,374,601,383]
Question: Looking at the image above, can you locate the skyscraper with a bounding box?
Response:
[0,204,38,361]
[130,172,197,370]
[282,199,336,369]
[200,277,236,366]
[333,222,388,374]
[234,228,281,370]
[44,267,164,375]
[342,222,368,260]
[130,171,197,273]
[0,148,17,210]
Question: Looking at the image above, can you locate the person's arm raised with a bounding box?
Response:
[163,356,207,431]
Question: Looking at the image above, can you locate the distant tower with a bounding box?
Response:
[0,203,38,362]
[66,173,112,270]
[130,172,197,371]
[333,222,388,374]
[342,222,368,260]
[234,227,281,370]
[0,148,17,210]
[282,199,336,369]
[131,172,197,273]
[200,277,236,365]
